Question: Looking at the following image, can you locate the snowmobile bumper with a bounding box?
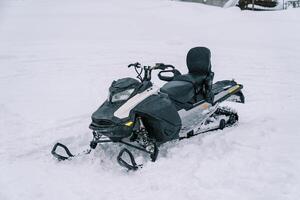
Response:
[89,120,133,142]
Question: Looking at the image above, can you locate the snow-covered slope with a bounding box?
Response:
[0,0,300,199]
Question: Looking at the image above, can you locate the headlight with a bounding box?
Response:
[111,88,135,102]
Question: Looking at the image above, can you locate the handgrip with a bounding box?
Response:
[128,62,141,68]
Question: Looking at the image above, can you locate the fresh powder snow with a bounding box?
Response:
[0,0,299,200]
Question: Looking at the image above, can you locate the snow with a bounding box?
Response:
[223,0,240,8]
[1,0,300,199]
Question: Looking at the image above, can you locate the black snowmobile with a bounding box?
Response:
[52,47,245,170]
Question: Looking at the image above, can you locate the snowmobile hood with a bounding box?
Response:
[90,100,128,127]
[109,77,141,94]
[89,100,134,141]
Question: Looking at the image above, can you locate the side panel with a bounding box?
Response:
[114,85,159,119]
[133,94,182,143]
[178,102,212,129]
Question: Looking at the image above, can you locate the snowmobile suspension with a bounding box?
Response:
[179,107,239,140]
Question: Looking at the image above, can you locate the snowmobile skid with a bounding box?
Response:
[51,47,245,170]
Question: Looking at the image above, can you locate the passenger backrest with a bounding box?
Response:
[186,47,211,75]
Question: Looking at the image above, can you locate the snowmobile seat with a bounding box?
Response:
[161,47,214,103]
[160,81,194,103]
[174,46,213,88]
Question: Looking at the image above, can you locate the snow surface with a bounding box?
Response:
[1,0,300,199]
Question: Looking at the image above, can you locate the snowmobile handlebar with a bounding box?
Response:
[128,62,141,68]
[128,62,176,82]
[128,62,174,70]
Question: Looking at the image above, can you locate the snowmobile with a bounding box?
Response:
[51,47,245,170]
